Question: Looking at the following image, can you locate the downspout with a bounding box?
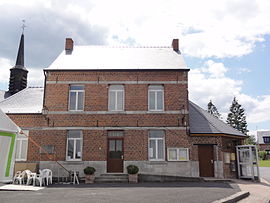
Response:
[42,70,47,110]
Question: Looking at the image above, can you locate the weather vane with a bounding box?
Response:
[21,20,26,34]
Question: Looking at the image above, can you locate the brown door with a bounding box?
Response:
[107,138,124,173]
[198,145,214,177]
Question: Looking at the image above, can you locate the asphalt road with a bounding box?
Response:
[0,182,240,203]
[260,167,270,183]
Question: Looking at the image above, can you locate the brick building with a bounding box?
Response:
[0,36,246,179]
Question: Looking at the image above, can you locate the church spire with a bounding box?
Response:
[15,33,24,67]
[8,22,28,95]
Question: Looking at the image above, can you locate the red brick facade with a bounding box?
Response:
[8,69,244,178]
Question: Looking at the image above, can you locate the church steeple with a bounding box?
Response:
[8,31,28,95]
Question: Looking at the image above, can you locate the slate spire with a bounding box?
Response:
[8,32,28,95]
[15,34,24,67]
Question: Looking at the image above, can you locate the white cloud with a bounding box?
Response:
[189,60,270,126]
[1,0,270,58]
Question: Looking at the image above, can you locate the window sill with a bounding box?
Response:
[147,161,167,165]
[167,160,189,162]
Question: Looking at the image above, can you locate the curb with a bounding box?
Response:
[212,191,250,203]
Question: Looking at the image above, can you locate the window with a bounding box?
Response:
[266,150,270,155]
[148,85,164,111]
[69,85,84,111]
[15,131,29,161]
[263,137,270,144]
[108,85,124,111]
[40,145,54,154]
[167,148,189,161]
[148,130,165,161]
[66,130,83,161]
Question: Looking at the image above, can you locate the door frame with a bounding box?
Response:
[107,137,124,173]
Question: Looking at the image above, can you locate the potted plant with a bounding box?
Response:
[127,165,139,183]
[84,166,96,184]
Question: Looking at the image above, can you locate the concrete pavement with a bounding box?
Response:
[260,167,270,183]
[234,179,270,203]
[0,182,240,203]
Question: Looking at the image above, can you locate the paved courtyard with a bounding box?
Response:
[0,182,240,203]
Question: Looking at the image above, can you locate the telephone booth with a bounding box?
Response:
[236,145,260,180]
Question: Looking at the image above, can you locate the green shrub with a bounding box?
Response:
[126,165,139,174]
[84,166,96,175]
[258,151,267,160]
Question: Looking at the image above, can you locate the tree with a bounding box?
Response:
[207,100,221,119]
[244,134,256,145]
[226,97,248,135]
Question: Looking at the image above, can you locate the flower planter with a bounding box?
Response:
[128,173,138,183]
[85,174,95,184]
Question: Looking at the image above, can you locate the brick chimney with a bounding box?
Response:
[172,39,179,52]
[65,38,73,54]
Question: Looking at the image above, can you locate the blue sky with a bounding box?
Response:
[0,0,269,135]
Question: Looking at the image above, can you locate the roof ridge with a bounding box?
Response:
[75,45,171,48]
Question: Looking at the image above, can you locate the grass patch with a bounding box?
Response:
[259,160,270,167]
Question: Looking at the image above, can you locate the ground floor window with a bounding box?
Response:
[167,148,189,161]
[66,130,83,161]
[15,131,29,161]
[148,130,165,161]
[266,150,270,155]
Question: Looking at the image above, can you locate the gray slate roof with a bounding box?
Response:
[0,87,44,113]
[46,46,187,70]
[189,101,246,137]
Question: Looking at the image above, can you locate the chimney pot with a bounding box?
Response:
[65,38,73,54]
[172,39,179,52]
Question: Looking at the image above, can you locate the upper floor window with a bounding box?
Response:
[148,130,165,161]
[69,85,84,111]
[148,85,164,111]
[15,131,29,161]
[108,85,124,111]
[66,130,83,161]
[263,137,270,144]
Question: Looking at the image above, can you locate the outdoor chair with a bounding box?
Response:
[13,170,26,185]
[41,169,53,185]
[33,170,44,187]
[13,171,21,184]
[25,170,37,185]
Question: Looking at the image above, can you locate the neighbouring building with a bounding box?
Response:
[257,131,270,158]
[0,35,246,179]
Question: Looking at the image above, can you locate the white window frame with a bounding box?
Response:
[68,85,84,111]
[148,131,165,161]
[108,85,124,111]
[66,131,83,161]
[148,85,164,111]
[15,130,29,161]
[167,148,189,161]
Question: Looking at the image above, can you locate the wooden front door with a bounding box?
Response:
[107,138,124,173]
[198,145,214,177]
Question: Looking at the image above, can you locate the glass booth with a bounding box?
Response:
[236,145,260,181]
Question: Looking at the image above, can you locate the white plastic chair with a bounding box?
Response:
[33,170,44,187]
[13,171,21,184]
[13,170,26,185]
[25,170,37,185]
[25,170,33,185]
[41,169,53,185]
